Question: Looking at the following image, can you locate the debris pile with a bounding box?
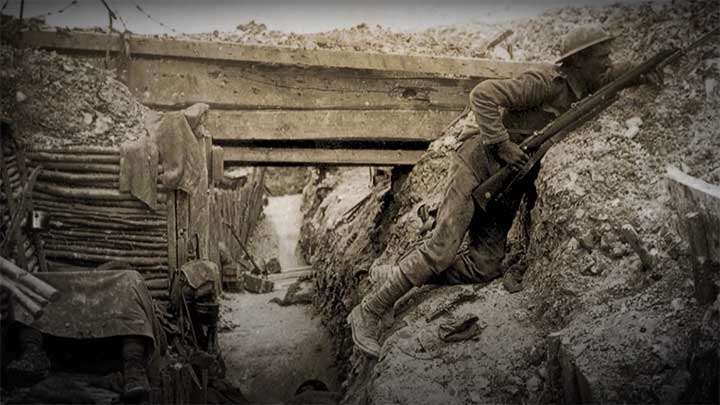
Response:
[189,20,499,58]
[296,0,719,403]
[0,45,147,148]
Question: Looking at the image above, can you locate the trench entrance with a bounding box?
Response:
[218,167,339,404]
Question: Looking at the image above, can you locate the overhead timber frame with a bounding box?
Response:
[18,31,549,167]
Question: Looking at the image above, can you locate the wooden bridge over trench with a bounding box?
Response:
[18,31,548,167]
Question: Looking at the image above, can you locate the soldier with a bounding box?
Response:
[347,25,661,358]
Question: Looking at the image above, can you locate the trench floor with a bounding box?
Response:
[218,194,339,403]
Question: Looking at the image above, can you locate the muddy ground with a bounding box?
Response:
[221,191,334,404]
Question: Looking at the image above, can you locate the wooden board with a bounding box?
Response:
[223,146,425,165]
[176,191,190,266]
[666,166,720,263]
[207,110,459,142]
[19,31,548,77]
[126,58,475,110]
[166,191,177,274]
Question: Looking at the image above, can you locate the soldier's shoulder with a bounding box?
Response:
[521,65,565,83]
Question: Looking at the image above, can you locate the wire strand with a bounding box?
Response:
[29,0,78,19]
[131,0,179,34]
[104,0,128,31]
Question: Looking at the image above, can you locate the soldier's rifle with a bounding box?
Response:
[472,26,719,210]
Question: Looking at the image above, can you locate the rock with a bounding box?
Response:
[243,273,274,294]
[622,117,642,139]
[93,113,112,135]
[82,112,93,126]
[16,91,26,102]
[625,116,643,128]
[526,375,541,392]
[623,126,640,139]
[264,257,282,274]
[579,230,596,251]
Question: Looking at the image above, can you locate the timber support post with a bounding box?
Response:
[666,166,720,305]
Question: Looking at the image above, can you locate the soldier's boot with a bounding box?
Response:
[347,266,413,358]
[7,326,50,386]
[122,336,149,403]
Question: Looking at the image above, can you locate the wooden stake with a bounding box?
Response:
[0,255,59,301]
[0,273,44,319]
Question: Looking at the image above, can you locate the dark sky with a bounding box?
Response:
[7,0,658,34]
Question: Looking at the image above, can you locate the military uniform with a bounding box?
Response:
[398,63,632,286]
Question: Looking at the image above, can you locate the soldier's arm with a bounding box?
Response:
[469,70,558,146]
[602,62,662,88]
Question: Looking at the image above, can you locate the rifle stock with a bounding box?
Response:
[471,26,719,210]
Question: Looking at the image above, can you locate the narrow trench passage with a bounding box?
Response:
[219,192,339,404]
[264,194,307,270]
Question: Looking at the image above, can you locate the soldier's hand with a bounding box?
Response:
[642,67,665,88]
[495,140,529,171]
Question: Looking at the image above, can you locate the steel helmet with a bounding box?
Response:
[555,25,615,64]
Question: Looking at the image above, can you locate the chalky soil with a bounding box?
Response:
[219,194,338,403]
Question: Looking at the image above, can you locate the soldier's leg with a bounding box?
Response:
[431,190,524,287]
[122,335,150,402]
[398,158,478,285]
[347,158,477,357]
[430,212,509,285]
[7,325,50,385]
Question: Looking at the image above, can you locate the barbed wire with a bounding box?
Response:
[3,0,183,36]
[98,0,128,32]
[29,0,78,20]
[104,0,128,32]
[131,0,179,34]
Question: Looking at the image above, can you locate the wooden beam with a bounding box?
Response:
[19,31,548,77]
[208,110,459,142]
[166,191,180,278]
[666,166,720,263]
[223,147,425,165]
[126,58,475,110]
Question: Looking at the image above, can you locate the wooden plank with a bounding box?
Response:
[666,166,720,263]
[211,147,224,187]
[126,58,475,110]
[176,190,190,266]
[15,146,47,272]
[208,193,220,270]
[31,146,118,155]
[208,110,459,142]
[684,212,717,304]
[26,152,120,164]
[0,136,28,271]
[19,30,548,78]
[223,147,425,165]
[191,174,210,261]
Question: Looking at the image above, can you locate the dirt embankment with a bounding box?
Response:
[297,1,719,403]
[1,44,148,148]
